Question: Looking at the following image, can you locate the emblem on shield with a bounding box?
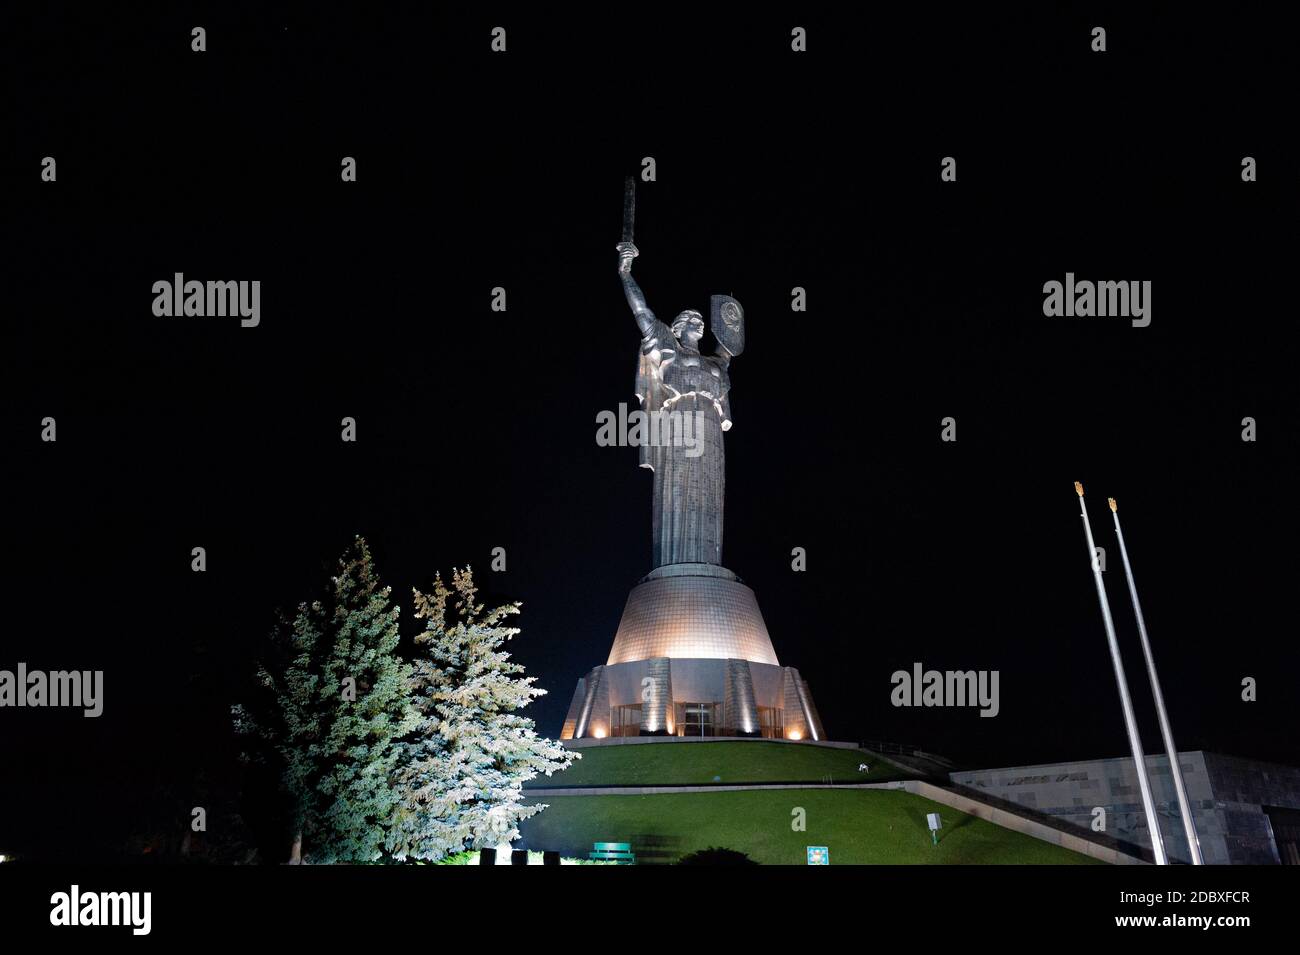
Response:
[710,294,745,356]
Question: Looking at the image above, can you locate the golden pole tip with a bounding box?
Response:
[1073,481,1084,497]
[1108,497,1117,512]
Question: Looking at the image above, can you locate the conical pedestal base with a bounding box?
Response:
[561,563,824,741]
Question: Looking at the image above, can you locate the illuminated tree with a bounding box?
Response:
[233,537,417,863]
[389,568,577,861]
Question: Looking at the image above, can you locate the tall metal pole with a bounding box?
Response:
[1109,497,1204,864]
[1074,482,1167,864]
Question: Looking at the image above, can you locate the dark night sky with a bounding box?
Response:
[3,8,1296,858]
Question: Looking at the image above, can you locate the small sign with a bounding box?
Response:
[806,846,829,865]
[927,813,942,831]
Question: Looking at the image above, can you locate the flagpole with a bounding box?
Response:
[1075,482,1168,864]
[1110,497,1204,864]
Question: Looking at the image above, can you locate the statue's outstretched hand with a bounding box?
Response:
[616,241,639,274]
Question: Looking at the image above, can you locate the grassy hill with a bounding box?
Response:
[520,788,1102,864]
[519,741,1101,864]
[528,740,903,788]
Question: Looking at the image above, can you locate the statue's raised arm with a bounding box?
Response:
[616,240,658,339]
[617,176,663,340]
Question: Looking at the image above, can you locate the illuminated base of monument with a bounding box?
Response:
[561,563,825,741]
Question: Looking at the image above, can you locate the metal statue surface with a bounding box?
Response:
[616,178,745,568]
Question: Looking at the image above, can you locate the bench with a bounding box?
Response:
[588,842,635,864]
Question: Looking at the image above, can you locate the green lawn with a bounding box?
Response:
[519,788,1103,865]
[529,741,902,788]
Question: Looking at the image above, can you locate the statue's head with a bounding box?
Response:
[672,309,705,347]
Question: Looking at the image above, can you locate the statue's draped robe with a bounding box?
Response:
[635,317,732,568]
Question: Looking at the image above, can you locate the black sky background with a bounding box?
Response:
[2,6,1297,859]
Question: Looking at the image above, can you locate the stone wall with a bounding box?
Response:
[950,751,1300,865]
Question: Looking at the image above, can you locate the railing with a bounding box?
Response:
[859,740,956,769]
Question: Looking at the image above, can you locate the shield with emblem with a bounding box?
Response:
[709,294,745,357]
